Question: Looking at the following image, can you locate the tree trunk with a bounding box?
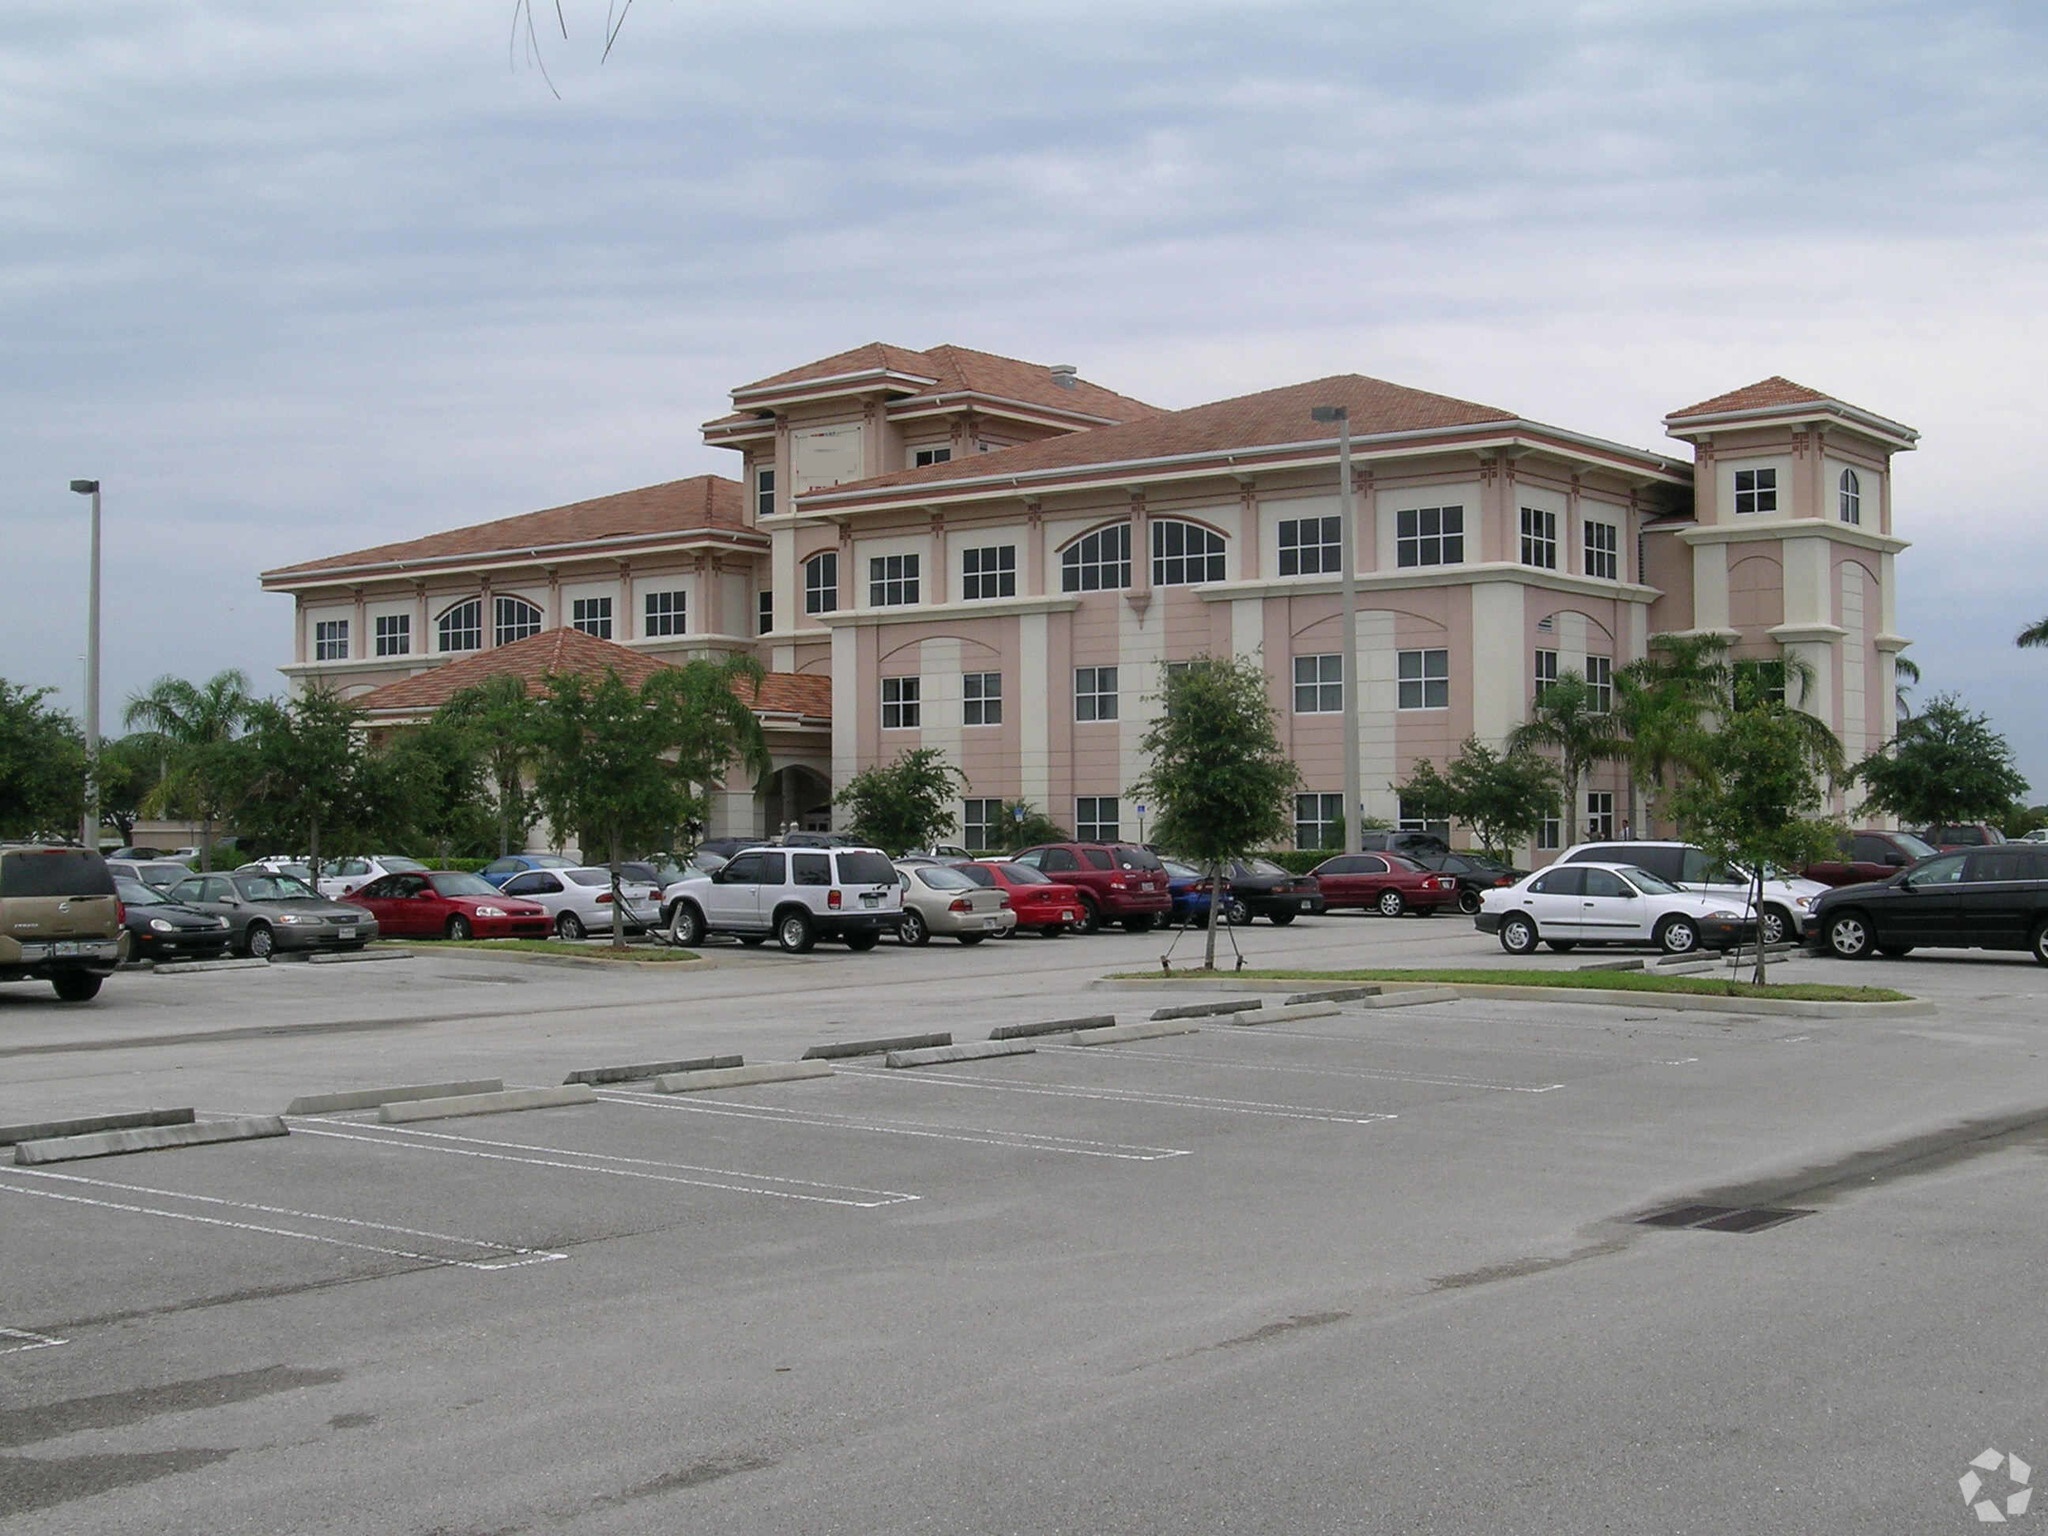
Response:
[200,813,214,873]
[1202,860,1222,971]
[1751,866,1768,987]
[1563,768,1580,847]
[609,829,627,950]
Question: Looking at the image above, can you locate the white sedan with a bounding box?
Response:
[317,854,431,900]
[1477,862,1756,956]
[497,866,662,939]
[897,864,1015,945]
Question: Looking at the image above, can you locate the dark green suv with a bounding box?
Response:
[0,844,129,1001]
[1807,845,2048,964]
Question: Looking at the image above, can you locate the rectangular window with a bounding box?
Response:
[1396,506,1464,568]
[1076,796,1120,843]
[961,545,1016,601]
[1061,523,1132,593]
[374,613,410,657]
[1151,519,1225,586]
[571,597,613,639]
[644,590,687,637]
[1293,654,1342,713]
[962,798,1003,852]
[1397,649,1450,710]
[1538,815,1561,851]
[1586,655,1613,713]
[804,553,838,615]
[963,671,1002,727]
[1075,666,1118,722]
[759,590,773,636]
[1519,506,1557,569]
[314,620,349,661]
[1584,520,1619,581]
[439,600,482,653]
[755,465,776,521]
[869,553,920,607]
[494,597,541,646]
[912,446,953,468]
[1398,798,1451,838]
[1295,792,1343,851]
[1277,515,1342,577]
[1585,791,1616,840]
[1733,467,1778,515]
[881,676,921,730]
[1534,649,1558,702]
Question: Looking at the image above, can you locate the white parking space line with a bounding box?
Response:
[1039,1041,1563,1094]
[0,1168,562,1271]
[294,1121,920,1208]
[835,1066,1396,1126]
[595,1089,1193,1161]
[1239,1023,1702,1068]
[0,1325,68,1354]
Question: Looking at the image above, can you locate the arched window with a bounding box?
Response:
[437,598,482,653]
[1151,519,1225,586]
[1060,522,1131,593]
[494,595,543,645]
[1838,468,1862,525]
[804,551,839,615]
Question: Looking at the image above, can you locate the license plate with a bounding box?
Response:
[54,941,80,957]
[982,916,999,929]
[1062,910,1076,922]
[861,893,879,907]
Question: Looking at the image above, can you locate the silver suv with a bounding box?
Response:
[661,845,903,953]
[1558,839,1827,947]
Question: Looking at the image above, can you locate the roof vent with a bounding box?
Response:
[1049,364,1079,389]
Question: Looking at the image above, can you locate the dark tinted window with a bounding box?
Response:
[116,878,167,906]
[1317,857,1363,875]
[1042,848,1079,872]
[955,865,995,888]
[0,849,116,898]
[791,853,831,886]
[835,852,895,886]
[1964,850,2037,883]
[1530,867,1584,896]
[1849,835,1895,863]
[723,852,781,884]
[1112,846,1163,870]
[1082,848,1114,870]
[997,864,1051,884]
[565,871,609,888]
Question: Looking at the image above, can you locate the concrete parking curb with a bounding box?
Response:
[378,1085,597,1123]
[565,1055,741,1086]
[152,958,269,975]
[1094,975,1930,1018]
[886,1041,1038,1068]
[803,1032,950,1060]
[1221,1002,1342,1025]
[15,1115,288,1165]
[653,1062,836,1093]
[989,1014,1117,1040]
[1355,987,1461,1009]
[302,950,413,965]
[1151,999,1261,1021]
[0,1108,195,1145]
[287,1081,504,1116]
[1066,1020,1200,1045]
[1283,986,1386,1004]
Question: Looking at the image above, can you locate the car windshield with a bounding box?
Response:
[836,852,895,885]
[1619,865,1681,896]
[997,863,1052,884]
[1891,832,1937,859]
[1242,857,1288,877]
[914,866,976,890]
[429,872,498,897]
[381,856,429,873]
[236,873,318,901]
[116,878,169,906]
[1161,860,1201,878]
[955,866,995,887]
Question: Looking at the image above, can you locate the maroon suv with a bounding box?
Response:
[1008,843,1172,934]
[1800,829,1938,887]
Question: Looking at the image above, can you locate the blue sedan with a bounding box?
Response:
[1160,859,1217,927]
[478,853,580,889]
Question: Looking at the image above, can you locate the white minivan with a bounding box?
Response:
[1557,840,1827,947]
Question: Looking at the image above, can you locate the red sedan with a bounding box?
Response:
[956,861,1086,936]
[345,870,553,940]
[1307,853,1460,917]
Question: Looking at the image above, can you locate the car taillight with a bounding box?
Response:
[949,897,974,913]
[596,891,613,903]
[828,889,843,909]
[1109,878,1128,890]
[116,900,126,924]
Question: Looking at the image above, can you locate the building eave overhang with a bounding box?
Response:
[885,390,1128,431]
[730,367,941,407]
[1676,521,1909,556]
[261,527,770,591]
[1663,400,1918,451]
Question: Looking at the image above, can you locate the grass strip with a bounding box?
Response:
[378,940,701,962]
[1111,967,1908,1003]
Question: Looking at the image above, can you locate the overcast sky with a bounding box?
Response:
[6,0,2046,791]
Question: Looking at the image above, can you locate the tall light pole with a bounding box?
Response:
[70,479,102,849]
[1310,408,1362,850]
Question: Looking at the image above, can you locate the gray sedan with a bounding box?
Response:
[166,870,379,958]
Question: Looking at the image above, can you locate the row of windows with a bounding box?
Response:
[1533,650,1613,712]
[315,591,699,660]
[1733,467,1867,524]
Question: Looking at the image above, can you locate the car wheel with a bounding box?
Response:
[2030,920,2048,967]
[1657,915,1701,955]
[246,922,275,959]
[1377,889,1406,918]
[775,908,816,954]
[1499,914,1539,956]
[1758,906,1792,947]
[1122,915,1155,934]
[957,933,986,946]
[1877,943,1915,958]
[1824,911,1872,960]
[1547,941,1577,954]
[667,902,705,947]
[1457,888,1482,915]
[898,908,929,946]
[1076,898,1102,936]
[1224,897,1252,927]
[51,972,103,1003]
[845,931,880,952]
[445,916,472,942]
[1269,910,1297,926]
[555,912,585,941]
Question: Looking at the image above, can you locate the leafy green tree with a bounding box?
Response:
[238,689,377,881]
[836,748,968,855]
[440,674,542,857]
[1508,670,1620,847]
[1853,694,2029,828]
[1668,705,1843,984]
[993,801,1067,851]
[1128,654,1301,969]
[375,717,497,860]
[0,680,85,839]
[532,658,768,947]
[122,669,257,871]
[1396,737,1561,860]
[96,732,168,848]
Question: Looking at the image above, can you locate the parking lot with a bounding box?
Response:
[5,916,2048,1532]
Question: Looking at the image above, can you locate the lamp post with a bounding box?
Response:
[69,479,102,850]
[1310,408,1361,850]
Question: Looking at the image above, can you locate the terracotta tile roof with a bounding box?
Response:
[711,342,1158,428]
[350,627,830,724]
[1666,377,1836,419]
[264,476,749,581]
[799,373,1518,500]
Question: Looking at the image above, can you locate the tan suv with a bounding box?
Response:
[0,844,128,1001]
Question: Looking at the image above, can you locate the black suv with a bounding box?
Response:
[1355,831,1452,861]
[1807,844,2048,964]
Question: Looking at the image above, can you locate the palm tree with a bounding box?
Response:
[1893,654,1921,721]
[122,670,257,871]
[439,674,542,856]
[2019,617,2048,649]
[1508,671,1621,847]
